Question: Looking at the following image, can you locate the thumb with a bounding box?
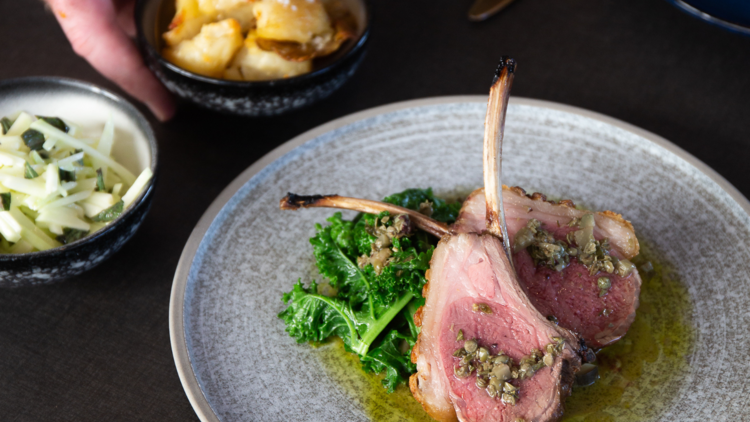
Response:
[48,0,175,121]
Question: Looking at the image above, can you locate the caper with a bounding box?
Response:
[456,329,464,342]
[454,366,468,378]
[530,348,542,360]
[493,354,510,365]
[501,393,517,405]
[545,343,556,356]
[460,354,472,366]
[476,377,488,389]
[486,384,498,398]
[503,382,517,393]
[491,363,511,381]
[513,227,535,253]
[472,303,493,314]
[464,339,478,353]
[477,347,490,362]
[598,277,611,297]
[580,213,595,228]
[616,259,635,277]
[543,353,554,367]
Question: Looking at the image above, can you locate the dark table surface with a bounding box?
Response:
[1,0,749,420]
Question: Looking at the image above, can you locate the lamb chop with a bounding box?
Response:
[405,58,581,422]
[454,187,642,349]
[283,58,583,421]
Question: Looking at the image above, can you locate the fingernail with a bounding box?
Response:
[151,101,176,122]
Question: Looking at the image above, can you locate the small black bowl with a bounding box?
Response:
[0,77,158,288]
[135,0,370,116]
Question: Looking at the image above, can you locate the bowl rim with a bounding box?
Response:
[0,76,159,260]
[665,0,750,36]
[135,0,371,87]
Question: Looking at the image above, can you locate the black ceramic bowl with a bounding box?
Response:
[135,0,370,116]
[0,77,158,288]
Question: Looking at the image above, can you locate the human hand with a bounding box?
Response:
[47,0,175,121]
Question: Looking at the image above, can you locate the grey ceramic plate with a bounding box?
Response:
[170,97,750,421]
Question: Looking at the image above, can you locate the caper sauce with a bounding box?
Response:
[452,336,565,405]
[514,215,635,279]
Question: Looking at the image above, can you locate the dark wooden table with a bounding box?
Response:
[1,0,748,420]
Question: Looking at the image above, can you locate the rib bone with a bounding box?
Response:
[483,56,515,254]
[280,193,451,238]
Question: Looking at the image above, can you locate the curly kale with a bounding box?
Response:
[279,188,460,392]
[383,187,462,223]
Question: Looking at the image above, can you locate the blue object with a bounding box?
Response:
[666,0,750,36]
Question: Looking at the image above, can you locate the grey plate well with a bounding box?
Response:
[170,97,750,421]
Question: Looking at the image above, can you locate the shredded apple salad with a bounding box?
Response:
[0,112,152,253]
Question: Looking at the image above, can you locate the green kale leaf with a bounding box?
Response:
[366,235,432,306]
[383,188,462,223]
[279,279,414,356]
[280,187,455,393]
[361,329,416,393]
[310,213,371,309]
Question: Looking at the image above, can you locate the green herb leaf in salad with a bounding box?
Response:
[96,168,106,192]
[0,117,13,134]
[56,228,89,245]
[91,200,124,222]
[21,129,45,151]
[279,188,460,392]
[59,168,76,182]
[0,193,10,211]
[24,162,39,179]
[37,116,69,133]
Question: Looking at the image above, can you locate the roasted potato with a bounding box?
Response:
[225,31,311,81]
[216,3,256,32]
[162,19,244,78]
[253,0,331,44]
[198,0,253,15]
[163,14,213,47]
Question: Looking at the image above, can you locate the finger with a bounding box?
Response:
[114,0,136,38]
[48,0,175,121]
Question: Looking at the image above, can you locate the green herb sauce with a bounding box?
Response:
[316,240,693,422]
[316,337,433,422]
[562,241,694,421]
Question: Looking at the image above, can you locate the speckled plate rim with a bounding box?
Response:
[168,96,750,422]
